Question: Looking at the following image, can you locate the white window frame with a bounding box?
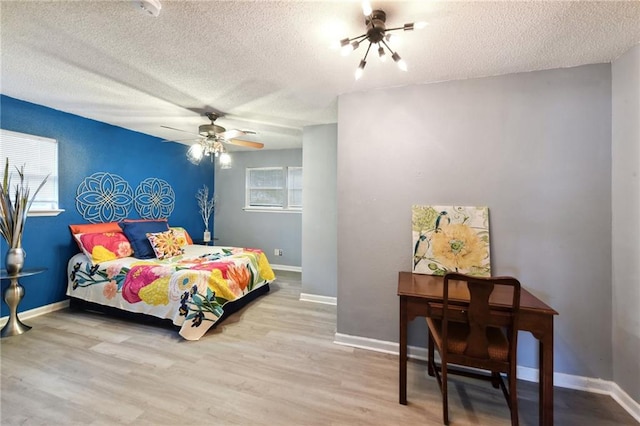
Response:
[0,129,64,217]
[287,166,302,211]
[245,166,302,213]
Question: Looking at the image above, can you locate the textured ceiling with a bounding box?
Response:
[2,1,639,150]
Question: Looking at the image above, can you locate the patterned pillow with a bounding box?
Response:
[146,229,184,260]
[170,227,193,247]
[76,232,133,263]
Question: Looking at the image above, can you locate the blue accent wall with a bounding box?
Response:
[0,95,214,316]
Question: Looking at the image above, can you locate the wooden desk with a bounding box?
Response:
[398,271,558,426]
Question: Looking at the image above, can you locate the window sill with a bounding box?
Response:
[243,208,302,214]
[28,209,65,217]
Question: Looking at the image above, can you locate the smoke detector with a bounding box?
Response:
[134,0,161,17]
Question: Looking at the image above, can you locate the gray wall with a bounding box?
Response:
[612,44,640,402]
[214,149,302,268]
[302,123,338,297]
[337,64,613,378]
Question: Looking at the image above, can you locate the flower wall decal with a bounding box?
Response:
[412,205,491,276]
[134,178,175,219]
[76,172,133,223]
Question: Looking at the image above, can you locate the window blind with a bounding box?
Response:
[288,167,303,209]
[247,167,285,207]
[0,129,59,210]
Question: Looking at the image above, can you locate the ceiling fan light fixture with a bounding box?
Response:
[166,112,263,166]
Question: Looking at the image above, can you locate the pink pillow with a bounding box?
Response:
[76,232,133,263]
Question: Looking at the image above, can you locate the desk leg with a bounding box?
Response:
[399,297,408,405]
[1,278,31,338]
[538,318,554,426]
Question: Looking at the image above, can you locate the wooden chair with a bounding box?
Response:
[426,272,521,425]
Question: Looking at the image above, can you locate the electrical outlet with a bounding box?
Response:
[274,249,283,256]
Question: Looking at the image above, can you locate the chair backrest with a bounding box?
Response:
[442,272,521,364]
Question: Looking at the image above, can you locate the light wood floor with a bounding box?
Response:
[1,271,635,425]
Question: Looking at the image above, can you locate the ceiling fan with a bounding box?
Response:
[162,112,264,165]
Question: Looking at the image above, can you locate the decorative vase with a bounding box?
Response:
[5,247,26,275]
[203,231,211,242]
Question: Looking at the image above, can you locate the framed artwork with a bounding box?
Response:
[412,205,491,276]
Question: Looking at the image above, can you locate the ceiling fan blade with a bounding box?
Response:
[160,137,200,143]
[218,129,245,140]
[161,125,199,136]
[228,139,264,149]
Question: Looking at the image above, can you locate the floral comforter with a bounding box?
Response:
[67,245,275,340]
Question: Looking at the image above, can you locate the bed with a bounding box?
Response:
[66,221,275,341]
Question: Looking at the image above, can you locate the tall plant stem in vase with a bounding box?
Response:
[0,158,48,249]
[196,185,215,238]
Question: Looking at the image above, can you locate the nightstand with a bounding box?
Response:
[194,238,218,246]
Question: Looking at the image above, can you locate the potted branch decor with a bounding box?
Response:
[1,158,48,274]
[196,185,215,242]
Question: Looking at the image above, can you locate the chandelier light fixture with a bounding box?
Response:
[186,138,229,165]
[339,1,427,80]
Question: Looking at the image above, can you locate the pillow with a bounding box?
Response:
[170,227,193,246]
[69,222,122,235]
[146,229,185,260]
[75,232,133,263]
[119,220,170,259]
[69,222,123,251]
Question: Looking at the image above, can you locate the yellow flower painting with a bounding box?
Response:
[412,205,491,276]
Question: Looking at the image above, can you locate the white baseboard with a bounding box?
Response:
[270,264,302,273]
[517,366,640,422]
[0,299,70,327]
[299,293,337,306]
[334,332,640,423]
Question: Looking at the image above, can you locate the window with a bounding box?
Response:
[287,167,302,209]
[0,129,63,216]
[245,166,302,211]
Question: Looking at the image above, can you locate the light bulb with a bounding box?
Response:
[378,45,386,62]
[392,52,407,71]
[186,144,204,165]
[415,21,428,29]
[355,60,366,80]
[385,33,397,47]
[219,152,232,167]
[362,0,372,16]
[341,40,360,56]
